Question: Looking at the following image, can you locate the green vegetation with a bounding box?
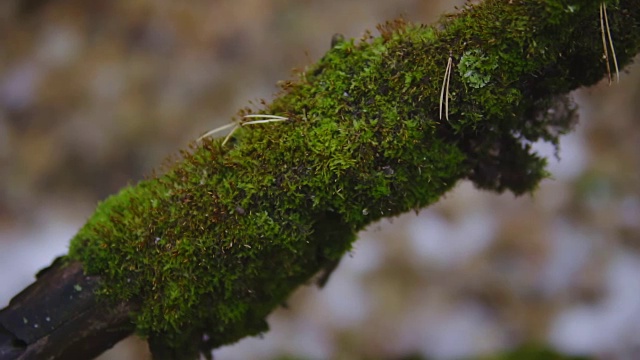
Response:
[479,344,591,360]
[458,49,499,89]
[67,0,640,358]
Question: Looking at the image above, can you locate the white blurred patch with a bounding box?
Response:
[0,208,80,308]
[407,211,497,269]
[532,131,588,181]
[549,251,640,355]
[395,301,503,360]
[343,234,384,274]
[538,220,593,296]
[214,300,333,360]
[319,259,372,329]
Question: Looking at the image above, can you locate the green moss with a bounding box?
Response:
[479,344,591,360]
[67,0,640,358]
[458,49,499,89]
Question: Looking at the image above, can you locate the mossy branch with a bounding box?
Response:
[2,1,640,359]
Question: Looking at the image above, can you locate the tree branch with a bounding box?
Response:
[0,259,137,359]
[1,1,640,359]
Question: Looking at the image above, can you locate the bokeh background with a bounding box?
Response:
[1,1,640,359]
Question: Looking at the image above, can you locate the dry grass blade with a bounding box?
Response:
[439,52,453,121]
[600,2,620,84]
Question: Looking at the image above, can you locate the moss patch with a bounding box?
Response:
[68,0,640,357]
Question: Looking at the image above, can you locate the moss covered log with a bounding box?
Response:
[67,0,640,357]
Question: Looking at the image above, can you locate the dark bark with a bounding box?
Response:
[0,259,137,360]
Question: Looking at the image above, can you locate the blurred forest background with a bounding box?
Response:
[1,0,640,359]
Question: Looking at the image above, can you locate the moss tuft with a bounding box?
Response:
[68,0,640,357]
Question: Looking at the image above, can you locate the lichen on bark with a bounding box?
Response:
[68,0,640,357]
